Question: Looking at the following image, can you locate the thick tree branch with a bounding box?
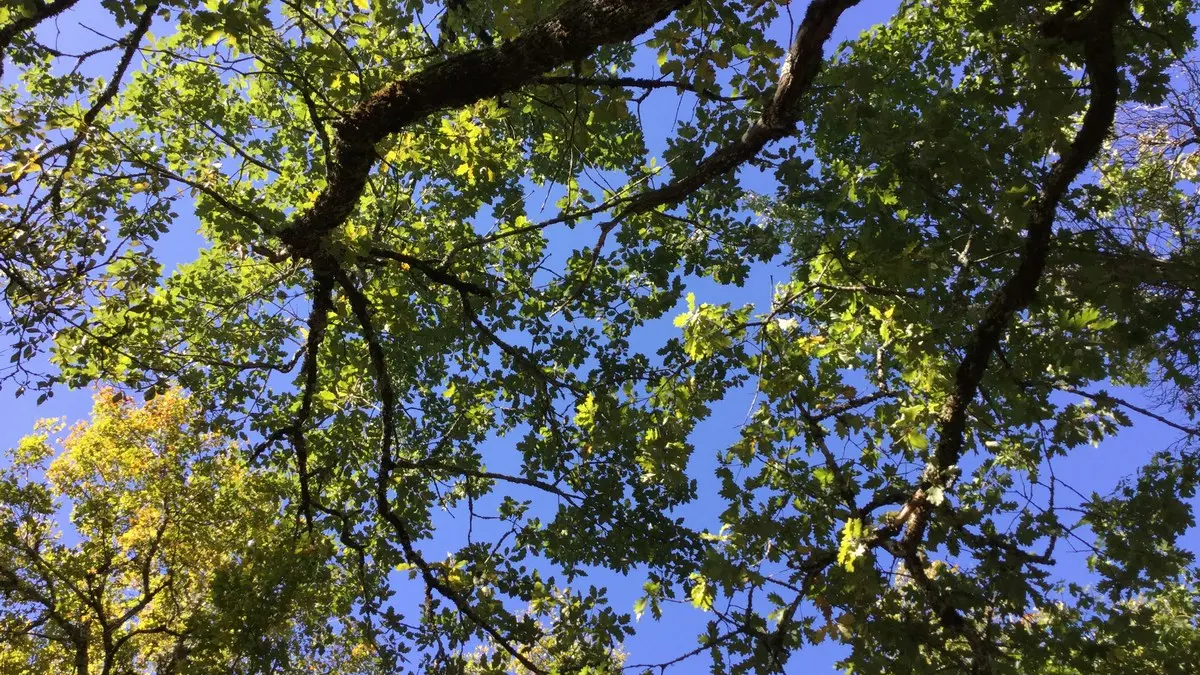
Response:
[879,1,1126,666]
[278,0,690,258]
[516,0,861,298]
[922,0,1123,509]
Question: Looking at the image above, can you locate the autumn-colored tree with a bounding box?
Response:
[0,390,380,674]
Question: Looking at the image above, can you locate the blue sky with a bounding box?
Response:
[3,2,1198,673]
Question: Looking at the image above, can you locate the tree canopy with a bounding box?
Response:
[2,1,1200,673]
[1,389,382,674]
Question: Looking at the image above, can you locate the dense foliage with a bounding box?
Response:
[1,390,380,673]
[2,0,1200,673]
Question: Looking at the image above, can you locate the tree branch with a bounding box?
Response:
[535,74,752,103]
[49,3,158,197]
[332,265,549,675]
[517,0,861,300]
[369,246,492,298]
[600,0,861,221]
[291,271,335,531]
[1048,382,1200,437]
[0,0,83,80]
[882,1,1127,666]
[920,0,1124,519]
[278,0,691,259]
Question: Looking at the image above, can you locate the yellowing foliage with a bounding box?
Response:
[0,389,378,675]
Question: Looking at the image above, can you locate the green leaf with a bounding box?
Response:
[906,429,929,450]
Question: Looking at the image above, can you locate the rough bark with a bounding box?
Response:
[278,0,691,258]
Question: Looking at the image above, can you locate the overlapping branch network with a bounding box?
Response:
[260,0,860,670]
